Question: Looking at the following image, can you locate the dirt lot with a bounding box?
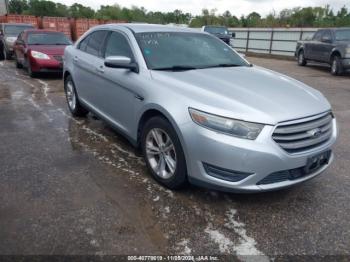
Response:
[0,57,349,259]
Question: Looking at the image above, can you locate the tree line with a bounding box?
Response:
[8,0,350,27]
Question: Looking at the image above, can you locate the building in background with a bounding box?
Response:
[0,0,9,15]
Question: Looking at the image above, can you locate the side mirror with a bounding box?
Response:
[231,32,236,38]
[104,56,139,73]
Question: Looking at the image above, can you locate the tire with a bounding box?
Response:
[26,59,36,78]
[0,45,5,61]
[297,50,307,66]
[331,55,343,76]
[64,75,88,117]
[141,116,188,189]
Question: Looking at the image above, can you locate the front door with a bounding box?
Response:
[93,30,144,136]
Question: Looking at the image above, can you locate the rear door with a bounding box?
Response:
[72,30,109,108]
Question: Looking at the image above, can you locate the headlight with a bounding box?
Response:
[31,51,50,60]
[5,37,17,43]
[345,47,350,54]
[189,108,264,140]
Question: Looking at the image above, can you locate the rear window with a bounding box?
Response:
[4,25,34,36]
[28,33,72,45]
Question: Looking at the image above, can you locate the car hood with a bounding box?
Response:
[335,40,350,45]
[28,45,68,55]
[150,66,331,125]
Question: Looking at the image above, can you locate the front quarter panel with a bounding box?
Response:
[63,45,75,80]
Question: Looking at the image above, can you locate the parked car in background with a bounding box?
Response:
[0,23,34,60]
[64,24,337,193]
[201,25,235,45]
[14,29,72,77]
[296,28,350,75]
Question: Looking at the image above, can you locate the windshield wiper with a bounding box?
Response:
[152,65,199,71]
[201,63,243,69]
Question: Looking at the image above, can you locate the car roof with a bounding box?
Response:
[24,29,64,34]
[204,25,227,28]
[93,23,201,34]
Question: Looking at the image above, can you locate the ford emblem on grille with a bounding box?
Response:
[308,128,322,138]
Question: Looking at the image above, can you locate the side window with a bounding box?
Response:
[313,31,323,41]
[322,30,332,41]
[85,31,108,57]
[79,35,90,52]
[104,32,134,59]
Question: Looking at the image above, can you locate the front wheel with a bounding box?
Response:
[297,50,307,66]
[26,59,36,78]
[141,116,188,189]
[64,75,88,117]
[331,55,343,76]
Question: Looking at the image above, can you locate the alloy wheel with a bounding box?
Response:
[331,59,337,74]
[66,80,77,110]
[298,52,304,64]
[145,128,177,179]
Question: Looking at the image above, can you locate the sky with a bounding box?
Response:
[54,0,349,17]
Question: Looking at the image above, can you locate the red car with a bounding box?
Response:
[13,29,72,77]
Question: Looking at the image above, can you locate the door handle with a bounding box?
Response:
[96,66,104,74]
[73,56,78,62]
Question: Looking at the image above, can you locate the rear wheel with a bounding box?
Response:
[297,50,307,66]
[64,75,88,117]
[141,116,188,189]
[331,55,343,76]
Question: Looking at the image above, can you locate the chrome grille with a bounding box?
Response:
[273,113,333,153]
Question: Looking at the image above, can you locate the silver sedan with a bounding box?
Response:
[63,24,337,192]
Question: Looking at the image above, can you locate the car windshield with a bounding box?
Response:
[4,25,33,36]
[335,29,350,41]
[204,27,229,35]
[28,33,72,45]
[135,32,248,70]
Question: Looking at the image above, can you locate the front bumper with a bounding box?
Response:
[30,56,63,73]
[180,118,337,193]
[341,58,350,69]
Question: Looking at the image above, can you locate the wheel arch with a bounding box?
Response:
[137,106,178,144]
[330,49,341,62]
[136,105,189,160]
[63,70,71,82]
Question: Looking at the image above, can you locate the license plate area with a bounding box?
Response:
[303,150,331,175]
